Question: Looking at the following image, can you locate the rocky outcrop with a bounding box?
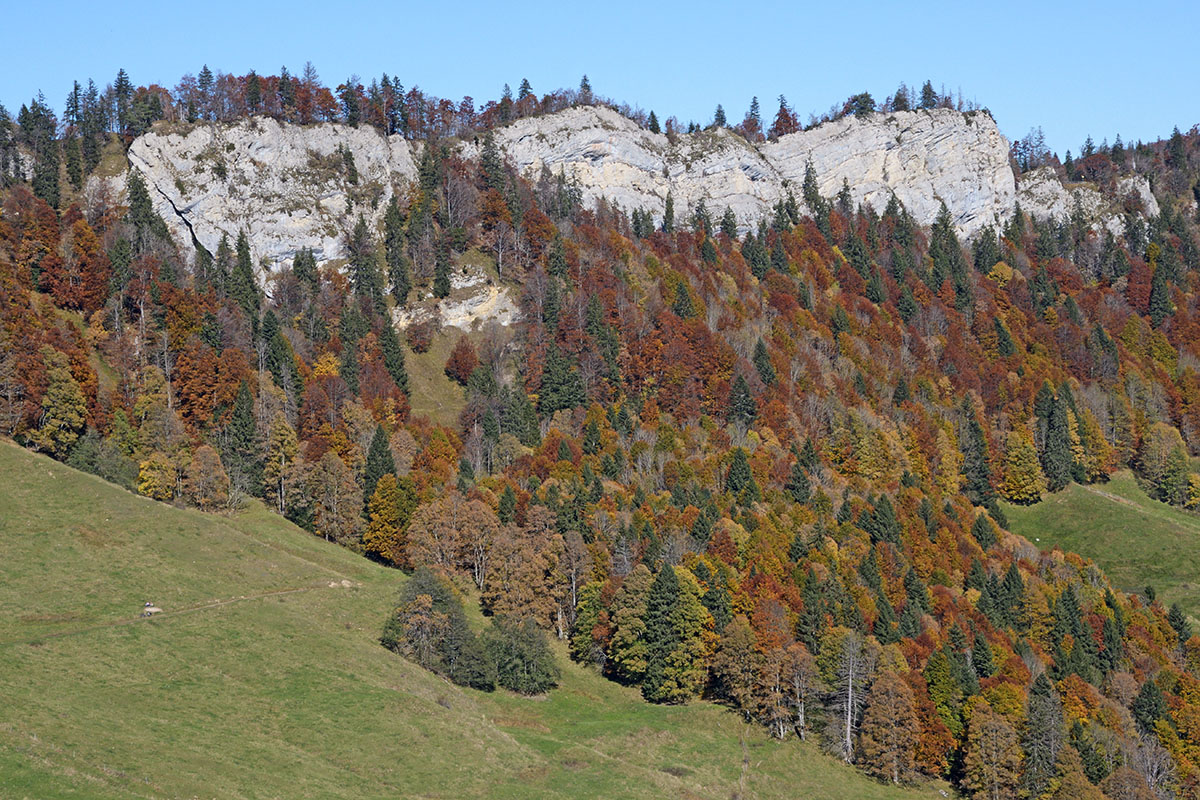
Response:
[1016,168,1158,236]
[477,106,1016,238]
[122,116,417,272]
[103,105,1161,288]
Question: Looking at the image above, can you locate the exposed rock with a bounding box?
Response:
[393,262,520,330]
[1117,174,1160,217]
[120,116,417,273]
[98,105,1161,303]
[1015,167,1153,236]
[477,105,1015,237]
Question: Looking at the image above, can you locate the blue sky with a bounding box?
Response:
[3,0,1196,157]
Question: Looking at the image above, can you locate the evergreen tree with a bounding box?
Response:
[671,282,695,318]
[379,324,410,394]
[642,566,707,703]
[647,111,660,134]
[433,242,452,298]
[919,81,937,110]
[661,193,675,233]
[959,400,993,505]
[538,344,585,415]
[727,374,757,427]
[363,425,396,511]
[230,229,260,321]
[785,462,811,504]
[971,513,997,550]
[1041,394,1076,491]
[1168,603,1192,646]
[726,448,761,504]
[223,380,261,489]
[720,207,738,239]
[752,339,776,386]
[1131,678,1166,735]
[712,104,726,128]
[383,196,411,305]
[1149,265,1171,327]
[1022,672,1064,797]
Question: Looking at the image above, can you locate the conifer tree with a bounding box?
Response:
[383,196,410,305]
[363,425,396,511]
[379,324,410,394]
[752,339,776,386]
[1041,394,1076,491]
[1022,673,1064,797]
[642,566,707,703]
[223,380,261,489]
[671,282,694,319]
[727,374,757,427]
[230,229,260,321]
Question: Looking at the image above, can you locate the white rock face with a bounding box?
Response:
[122,117,417,273]
[102,105,1161,297]
[479,106,1016,238]
[1015,167,1157,236]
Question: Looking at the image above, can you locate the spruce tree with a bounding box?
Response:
[363,425,396,511]
[224,380,261,489]
[727,374,757,426]
[383,196,411,305]
[1041,394,1075,491]
[230,229,260,321]
[642,565,681,701]
[752,339,776,386]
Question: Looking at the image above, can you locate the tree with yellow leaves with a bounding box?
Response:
[1001,428,1047,505]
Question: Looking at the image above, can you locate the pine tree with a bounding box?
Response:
[1022,672,1064,797]
[383,196,410,305]
[1042,394,1076,491]
[712,104,726,128]
[363,425,396,511]
[642,566,707,703]
[647,111,660,134]
[726,448,760,504]
[223,380,261,489]
[379,324,410,394]
[671,282,695,319]
[538,344,585,415]
[752,339,776,386]
[785,462,811,504]
[433,242,451,298]
[1131,678,1166,735]
[727,374,757,427]
[230,229,260,321]
[919,81,937,110]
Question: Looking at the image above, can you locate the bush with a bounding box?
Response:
[484,617,559,695]
[66,429,137,490]
[406,319,436,354]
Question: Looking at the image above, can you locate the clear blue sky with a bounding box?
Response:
[2,0,1196,157]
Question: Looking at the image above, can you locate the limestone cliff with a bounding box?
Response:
[476,106,1016,238]
[103,105,1157,284]
[123,116,416,269]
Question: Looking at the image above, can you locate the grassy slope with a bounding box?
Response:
[1003,471,1200,620]
[0,441,949,800]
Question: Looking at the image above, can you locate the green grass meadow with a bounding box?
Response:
[0,441,949,799]
[1003,471,1200,621]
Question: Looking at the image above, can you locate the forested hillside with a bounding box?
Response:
[3,67,1200,799]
